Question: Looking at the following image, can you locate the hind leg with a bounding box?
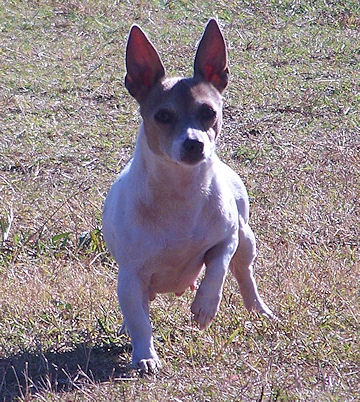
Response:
[230,222,276,319]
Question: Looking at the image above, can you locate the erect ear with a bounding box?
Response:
[124,25,165,102]
[193,19,229,93]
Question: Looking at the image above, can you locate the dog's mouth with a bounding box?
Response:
[180,153,205,165]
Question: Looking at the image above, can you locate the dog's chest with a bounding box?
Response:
[129,185,236,269]
[135,210,224,295]
[146,228,208,295]
[144,214,212,264]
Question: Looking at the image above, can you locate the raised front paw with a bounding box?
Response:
[191,292,221,330]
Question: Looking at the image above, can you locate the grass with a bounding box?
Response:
[0,0,359,400]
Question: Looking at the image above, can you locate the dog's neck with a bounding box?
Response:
[131,123,215,199]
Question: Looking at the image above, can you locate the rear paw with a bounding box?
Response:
[261,309,279,321]
[120,321,129,335]
[253,300,278,321]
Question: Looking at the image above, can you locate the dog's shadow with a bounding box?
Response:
[0,342,134,400]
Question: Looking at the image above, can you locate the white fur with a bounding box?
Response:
[102,20,275,373]
[103,124,274,372]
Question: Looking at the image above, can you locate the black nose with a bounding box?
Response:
[181,139,204,164]
[183,139,204,154]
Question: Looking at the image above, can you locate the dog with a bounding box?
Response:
[102,19,275,373]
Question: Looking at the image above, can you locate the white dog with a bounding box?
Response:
[102,19,275,373]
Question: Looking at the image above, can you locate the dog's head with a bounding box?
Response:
[124,19,229,166]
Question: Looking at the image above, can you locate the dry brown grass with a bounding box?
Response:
[1,0,359,400]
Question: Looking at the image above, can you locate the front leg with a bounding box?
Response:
[191,233,238,329]
[117,269,161,373]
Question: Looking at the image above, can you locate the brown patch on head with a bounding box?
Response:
[188,79,224,139]
[139,77,224,159]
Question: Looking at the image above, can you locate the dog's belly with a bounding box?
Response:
[148,245,206,298]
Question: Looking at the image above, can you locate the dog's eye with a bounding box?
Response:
[154,109,174,124]
[199,105,216,121]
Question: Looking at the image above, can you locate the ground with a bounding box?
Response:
[0,1,359,400]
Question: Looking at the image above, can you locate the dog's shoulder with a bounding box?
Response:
[212,159,250,223]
